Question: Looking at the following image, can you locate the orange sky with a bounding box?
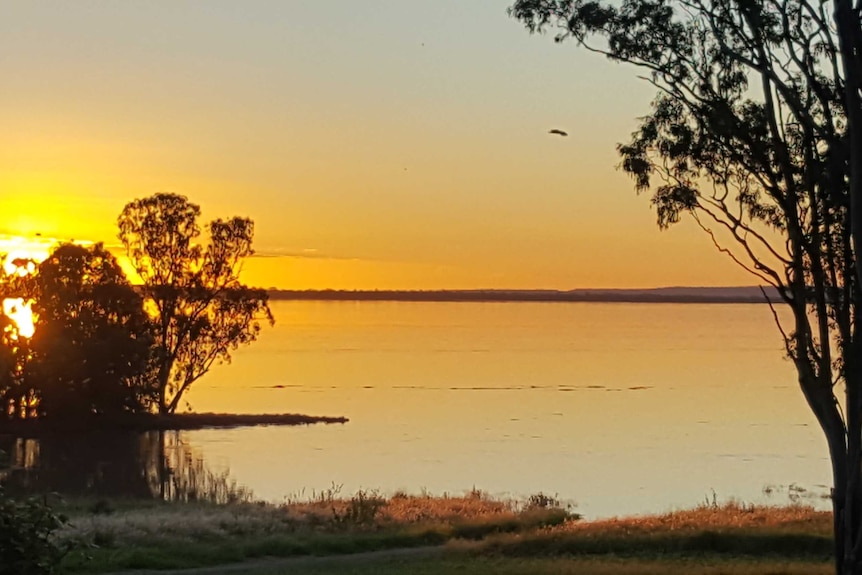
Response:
[0,1,754,290]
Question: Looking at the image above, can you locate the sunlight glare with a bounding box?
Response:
[3,298,35,338]
[1,238,51,339]
[3,248,47,276]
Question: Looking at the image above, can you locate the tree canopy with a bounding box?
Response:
[118,193,273,414]
[24,243,157,418]
[509,0,860,572]
[0,194,272,421]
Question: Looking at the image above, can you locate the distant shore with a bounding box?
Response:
[267,287,779,304]
[0,412,349,436]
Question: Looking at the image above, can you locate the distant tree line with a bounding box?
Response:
[0,193,273,421]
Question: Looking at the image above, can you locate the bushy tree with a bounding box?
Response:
[118,193,273,414]
[23,243,157,418]
[509,0,861,572]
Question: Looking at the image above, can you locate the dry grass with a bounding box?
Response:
[58,489,556,547]
[456,502,833,560]
[57,496,836,573]
[546,501,831,537]
[58,490,572,573]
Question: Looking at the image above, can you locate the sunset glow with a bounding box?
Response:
[0,0,851,541]
[0,1,754,291]
[1,238,51,338]
[2,298,35,339]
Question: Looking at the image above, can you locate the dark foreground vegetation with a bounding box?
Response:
[40,493,830,575]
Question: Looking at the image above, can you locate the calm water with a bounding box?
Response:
[2,301,833,518]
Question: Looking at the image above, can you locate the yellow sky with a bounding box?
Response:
[0,1,753,290]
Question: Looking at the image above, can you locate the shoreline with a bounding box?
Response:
[265,288,779,304]
[0,412,349,436]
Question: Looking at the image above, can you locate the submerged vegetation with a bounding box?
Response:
[1,412,348,435]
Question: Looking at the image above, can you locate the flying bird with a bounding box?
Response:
[548,129,568,137]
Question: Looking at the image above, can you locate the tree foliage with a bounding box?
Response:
[118,193,273,414]
[509,0,861,572]
[0,306,30,420]
[22,243,158,418]
[1,259,36,419]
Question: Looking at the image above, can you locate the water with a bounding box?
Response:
[1,301,833,518]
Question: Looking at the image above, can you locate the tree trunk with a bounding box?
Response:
[825,424,850,575]
[834,0,862,294]
[837,494,848,575]
[157,364,172,415]
[843,355,862,575]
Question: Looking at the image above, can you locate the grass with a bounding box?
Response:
[53,493,834,574]
[57,489,571,573]
[456,500,833,559]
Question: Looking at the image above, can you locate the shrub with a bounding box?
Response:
[0,487,70,575]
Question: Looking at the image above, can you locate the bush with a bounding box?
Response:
[0,486,70,575]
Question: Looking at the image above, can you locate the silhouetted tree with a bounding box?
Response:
[23,243,157,418]
[0,261,34,420]
[0,313,31,420]
[509,1,860,573]
[118,193,273,414]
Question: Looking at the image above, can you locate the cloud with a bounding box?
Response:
[103,243,369,263]
[0,234,94,251]
[251,247,365,262]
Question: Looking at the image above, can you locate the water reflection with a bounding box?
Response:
[0,431,251,504]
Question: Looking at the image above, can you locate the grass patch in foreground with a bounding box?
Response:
[57,495,833,574]
[58,490,570,573]
[457,501,832,561]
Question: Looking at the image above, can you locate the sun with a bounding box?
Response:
[1,235,52,338]
[3,298,35,338]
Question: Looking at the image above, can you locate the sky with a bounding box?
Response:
[0,0,754,290]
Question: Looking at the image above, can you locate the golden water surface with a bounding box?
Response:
[180,300,828,518]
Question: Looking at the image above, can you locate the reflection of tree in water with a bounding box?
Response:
[0,431,251,503]
[156,432,252,503]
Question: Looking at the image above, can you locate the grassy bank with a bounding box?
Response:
[52,492,832,574]
[455,501,832,558]
[56,489,570,573]
[0,412,348,436]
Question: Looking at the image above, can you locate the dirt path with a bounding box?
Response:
[104,546,444,575]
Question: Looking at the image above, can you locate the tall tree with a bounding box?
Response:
[118,193,273,414]
[24,243,157,418]
[509,0,861,573]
